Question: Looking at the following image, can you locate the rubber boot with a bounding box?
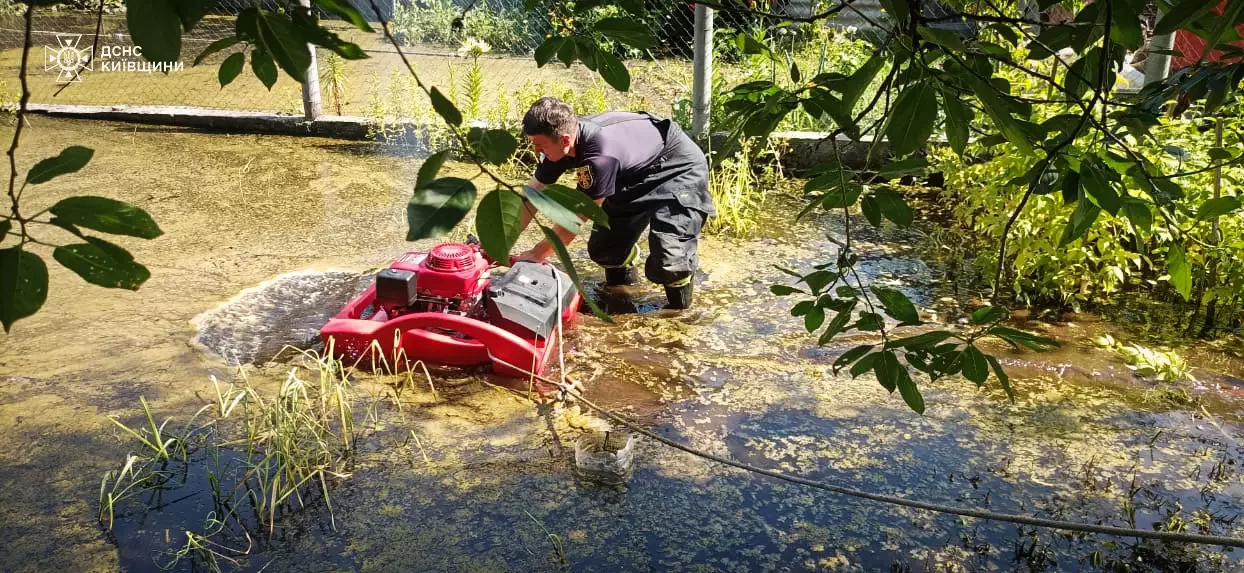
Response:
[604,244,641,286]
[664,280,694,310]
[604,266,638,286]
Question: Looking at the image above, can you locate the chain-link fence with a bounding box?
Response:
[0,2,870,129]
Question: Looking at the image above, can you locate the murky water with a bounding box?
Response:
[2,117,1243,573]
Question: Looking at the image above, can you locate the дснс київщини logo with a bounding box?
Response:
[43,34,183,83]
[44,34,92,83]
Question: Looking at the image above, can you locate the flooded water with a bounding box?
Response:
[1,117,1243,572]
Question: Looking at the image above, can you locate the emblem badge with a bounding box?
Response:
[576,166,593,190]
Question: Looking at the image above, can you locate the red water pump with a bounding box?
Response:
[320,241,581,386]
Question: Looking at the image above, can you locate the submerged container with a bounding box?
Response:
[574,430,636,485]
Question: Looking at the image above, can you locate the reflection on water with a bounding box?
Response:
[2,118,1243,572]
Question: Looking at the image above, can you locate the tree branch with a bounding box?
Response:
[7,5,32,244]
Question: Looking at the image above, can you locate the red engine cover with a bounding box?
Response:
[390,243,488,300]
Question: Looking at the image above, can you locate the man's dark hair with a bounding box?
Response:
[522,97,578,138]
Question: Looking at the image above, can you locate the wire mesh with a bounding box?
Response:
[0,1,871,128]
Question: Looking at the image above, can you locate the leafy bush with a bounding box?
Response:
[932,74,1244,316]
[391,0,545,54]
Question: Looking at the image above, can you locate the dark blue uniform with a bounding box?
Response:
[533,111,714,286]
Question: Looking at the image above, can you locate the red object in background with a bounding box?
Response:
[1170,1,1244,69]
[320,243,580,394]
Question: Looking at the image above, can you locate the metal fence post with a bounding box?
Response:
[1144,10,1174,85]
[691,2,713,139]
[299,0,322,119]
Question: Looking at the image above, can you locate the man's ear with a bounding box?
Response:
[560,134,573,148]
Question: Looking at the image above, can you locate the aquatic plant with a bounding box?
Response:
[97,344,403,565]
[706,137,780,237]
[320,50,349,116]
[1094,334,1196,383]
[459,38,492,122]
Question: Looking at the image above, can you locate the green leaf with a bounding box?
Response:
[961,345,989,385]
[986,354,1014,401]
[770,284,803,296]
[430,87,462,126]
[805,306,826,332]
[1109,0,1143,50]
[194,36,239,66]
[406,178,476,241]
[315,0,374,32]
[942,94,971,155]
[557,37,578,68]
[26,146,93,185]
[416,150,449,190]
[971,306,1002,324]
[988,326,1059,351]
[53,238,150,290]
[861,194,882,227]
[878,0,909,24]
[819,306,856,344]
[887,330,953,349]
[173,0,215,31]
[48,196,162,239]
[871,286,920,324]
[895,364,924,414]
[1209,147,1234,162]
[218,52,244,87]
[1167,244,1191,301]
[594,17,655,49]
[850,351,880,378]
[885,83,939,157]
[255,11,310,83]
[596,49,631,92]
[534,37,564,67]
[877,157,928,179]
[236,7,260,42]
[960,74,1033,155]
[541,225,611,323]
[1059,195,1101,246]
[802,269,835,294]
[1121,198,1152,233]
[250,47,278,90]
[539,184,610,229]
[0,247,47,332]
[1081,159,1120,215]
[1195,196,1241,221]
[791,300,815,317]
[575,37,599,70]
[833,344,874,373]
[873,350,902,393]
[0,219,9,244]
[856,312,884,331]
[820,183,864,210]
[1155,0,1218,35]
[1197,0,1244,59]
[1027,24,1074,59]
[127,0,182,64]
[290,8,367,59]
[467,128,519,166]
[738,33,776,60]
[836,286,856,298]
[840,54,884,109]
[475,190,524,263]
[873,187,913,227]
[526,186,587,234]
[918,25,967,51]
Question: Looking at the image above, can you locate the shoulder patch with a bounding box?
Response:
[576,166,593,190]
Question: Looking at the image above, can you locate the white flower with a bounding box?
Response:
[845,25,857,34]
[458,37,491,58]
